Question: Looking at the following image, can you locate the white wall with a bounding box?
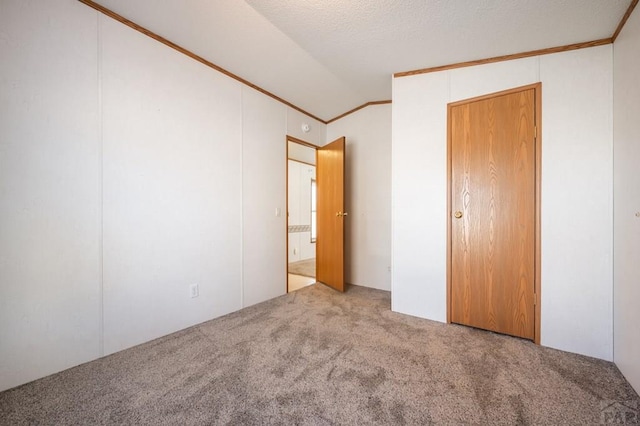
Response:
[287,160,316,263]
[327,104,392,291]
[613,8,640,393]
[0,0,102,392]
[101,17,244,354]
[392,46,614,360]
[0,0,324,391]
[287,108,326,147]
[539,48,613,361]
[242,88,288,307]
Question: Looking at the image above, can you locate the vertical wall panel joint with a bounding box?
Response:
[97,10,105,358]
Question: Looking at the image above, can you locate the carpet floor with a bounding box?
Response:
[0,284,637,425]
[288,258,315,278]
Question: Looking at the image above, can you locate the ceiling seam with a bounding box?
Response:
[77,0,329,124]
[326,100,392,124]
[612,0,639,42]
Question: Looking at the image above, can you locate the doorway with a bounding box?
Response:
[447,83,541,343]
[287,139,317,292]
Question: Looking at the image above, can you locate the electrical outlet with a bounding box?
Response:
[190,283,199,298]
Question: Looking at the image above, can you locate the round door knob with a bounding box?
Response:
[454,211,463,219]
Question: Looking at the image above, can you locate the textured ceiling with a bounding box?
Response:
[93,0,632,121]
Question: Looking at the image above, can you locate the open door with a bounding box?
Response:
[316,137,346,292]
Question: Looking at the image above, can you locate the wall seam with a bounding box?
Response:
[97,11,105,357]
[610,42,616,362]
[390,83,394,302]
[240,87,245,309]
[389,76,395,311]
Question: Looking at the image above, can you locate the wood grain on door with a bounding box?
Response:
[449,87,537,340]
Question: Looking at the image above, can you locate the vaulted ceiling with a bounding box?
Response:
[94,0,633,121]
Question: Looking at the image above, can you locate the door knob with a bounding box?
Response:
[454,211,463,219]
[343,212,348,216]
[336,212,342,217]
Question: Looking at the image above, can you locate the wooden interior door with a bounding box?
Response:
[316,137,345,292]
[449,86,538,341]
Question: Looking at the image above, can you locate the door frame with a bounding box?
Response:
[446,82,542,344]
[285,135,319,293]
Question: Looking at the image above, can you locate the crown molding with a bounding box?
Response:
[394,38,612,78]
[612,0,639,42]
[79,0,633,123]
[395,1,638,78]
[326,100,392,124]
[78,0,326,124]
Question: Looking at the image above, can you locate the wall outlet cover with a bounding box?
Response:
[190,283,199,298]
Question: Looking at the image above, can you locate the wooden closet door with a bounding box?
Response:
[449,87,536,340]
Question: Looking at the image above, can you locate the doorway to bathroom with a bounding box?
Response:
[287,138,317,291]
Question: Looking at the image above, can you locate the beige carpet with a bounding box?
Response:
[0,284,638,425]
[288,258,315,278]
